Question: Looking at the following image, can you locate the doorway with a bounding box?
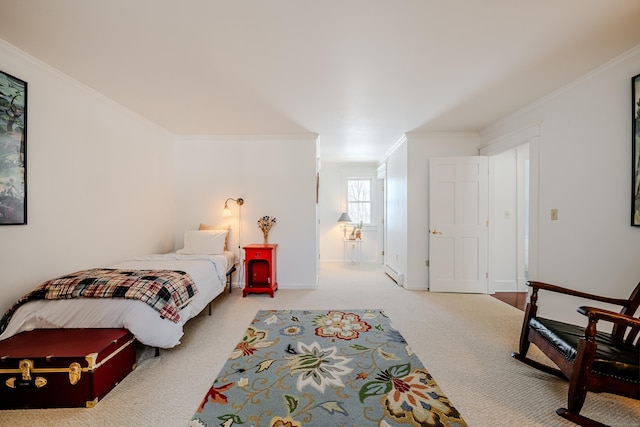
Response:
[317,162,384,265]
[488,143,530,294]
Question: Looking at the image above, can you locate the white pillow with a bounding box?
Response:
[198,223,231,250]
[177,230,228,255]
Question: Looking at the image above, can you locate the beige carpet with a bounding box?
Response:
[1,263,638,426]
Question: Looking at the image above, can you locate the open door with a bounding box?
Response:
[429,156,488,293]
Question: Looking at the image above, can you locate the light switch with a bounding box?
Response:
[551,209,558,220]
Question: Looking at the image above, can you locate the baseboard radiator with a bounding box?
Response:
[384,265,404,287]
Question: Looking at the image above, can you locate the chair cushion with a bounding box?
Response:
[530,317,639,384]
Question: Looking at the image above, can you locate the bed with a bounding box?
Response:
[0,229,237,349]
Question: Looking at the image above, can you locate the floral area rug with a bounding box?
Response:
[189,309,466,427]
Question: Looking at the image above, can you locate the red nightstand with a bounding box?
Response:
[243,244,278,297]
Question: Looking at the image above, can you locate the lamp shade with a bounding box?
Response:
[337,212,352,223]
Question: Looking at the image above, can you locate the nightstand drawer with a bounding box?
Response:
[244,249,272,260]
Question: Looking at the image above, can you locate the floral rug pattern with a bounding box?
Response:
[189,309,466,427]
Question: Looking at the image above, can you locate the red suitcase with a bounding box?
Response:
[0,328,136,409]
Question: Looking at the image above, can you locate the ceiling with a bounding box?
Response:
[1,1,640,162]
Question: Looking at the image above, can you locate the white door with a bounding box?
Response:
[429,156,488,293]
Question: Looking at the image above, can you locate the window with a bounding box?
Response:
[347,178,372,225]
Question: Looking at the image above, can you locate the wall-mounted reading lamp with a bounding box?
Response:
[337,212,352,239]
[223,197,244,217]
[222,198,244,249]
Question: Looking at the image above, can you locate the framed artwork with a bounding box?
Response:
[633,73,640,226]
[0,70,27,225]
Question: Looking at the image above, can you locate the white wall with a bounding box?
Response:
[318,162,381,263]
[481,45,640,325]
[0,41,176,313]
[384,139,408,284]
[174,135,318,289]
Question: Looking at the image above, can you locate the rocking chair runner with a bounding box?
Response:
[512,280,640,427]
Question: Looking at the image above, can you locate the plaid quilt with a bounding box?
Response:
[0,268,198,334]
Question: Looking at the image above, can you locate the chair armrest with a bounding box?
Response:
[578,306,640,329]
[527,281,630,307]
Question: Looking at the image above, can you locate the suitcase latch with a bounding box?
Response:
[68,362,82,385]
[19,359,33,381]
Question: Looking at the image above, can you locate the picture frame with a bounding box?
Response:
[633,73,640,226]
[0,70,27,225]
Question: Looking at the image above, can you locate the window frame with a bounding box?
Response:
[346,177,374,226]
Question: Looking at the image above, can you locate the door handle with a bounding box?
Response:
[431,229,442,235]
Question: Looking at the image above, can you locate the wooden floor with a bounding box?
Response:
[491,292,528,311]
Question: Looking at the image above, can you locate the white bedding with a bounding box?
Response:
[0,252,236,349]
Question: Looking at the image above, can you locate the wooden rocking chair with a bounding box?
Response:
[512,280,640,427]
